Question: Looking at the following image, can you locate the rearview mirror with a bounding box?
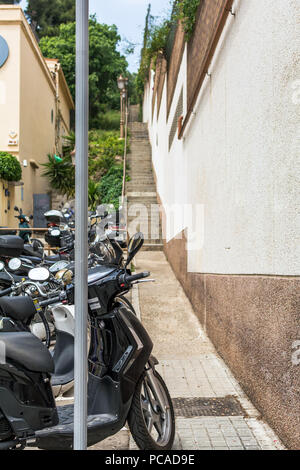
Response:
[28,267,50,282]
[8,258,22,272]
[49,260,69,274]
[126,232,144,267]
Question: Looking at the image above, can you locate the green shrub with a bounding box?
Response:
[89,154,115,178]
[88,130,129,180]
[88,179,101,210]
[0,152,22,182]
[42,154,75,197]
[89,131,126,158]
[92,109,121,131]
[98,165,129,210]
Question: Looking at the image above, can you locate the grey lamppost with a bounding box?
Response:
[117,75,128,139]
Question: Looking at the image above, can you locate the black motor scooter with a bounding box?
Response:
[0,233,175,450]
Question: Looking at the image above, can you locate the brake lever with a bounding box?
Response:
[132,279,156,284]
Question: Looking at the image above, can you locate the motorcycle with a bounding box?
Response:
[0,232,175,450]
[0,255,134,399]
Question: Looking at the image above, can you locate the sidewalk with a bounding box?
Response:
[129,251,284,451]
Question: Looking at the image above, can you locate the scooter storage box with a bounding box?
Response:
[44,210,63,225]
[45,230,60,247]
[0,235,24,257]
[45,230,72,248]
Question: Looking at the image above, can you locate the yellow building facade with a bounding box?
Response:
[0,6,74,227]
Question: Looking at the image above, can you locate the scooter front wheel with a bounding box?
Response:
[128,371,175,450]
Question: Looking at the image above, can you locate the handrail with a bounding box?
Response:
[0,227,49,232]
[121,100,129,204]
[0,227,76,232]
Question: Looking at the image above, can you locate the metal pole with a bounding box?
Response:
[74,0,89,450]
[120,91,124,139]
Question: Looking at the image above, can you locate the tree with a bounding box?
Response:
[39,16,128,127]
[25,0,75,38]
[0,1,22,4]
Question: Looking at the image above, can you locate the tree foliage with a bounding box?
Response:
[25,0,75,38]
[136,4,172,100]
[39,16,128,127]
[0,1,21,4]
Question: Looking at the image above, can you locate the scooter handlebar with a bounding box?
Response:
[0,287,13,297]
[121,271,150,285]
[38,295,63,307]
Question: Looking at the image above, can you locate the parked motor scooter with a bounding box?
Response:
[0,233,175,450]
[14,207,33,243]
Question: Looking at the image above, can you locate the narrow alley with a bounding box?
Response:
[121,114,284,450]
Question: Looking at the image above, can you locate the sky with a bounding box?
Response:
[19,0,171,72]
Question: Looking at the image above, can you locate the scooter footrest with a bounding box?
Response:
[33,405,120,450]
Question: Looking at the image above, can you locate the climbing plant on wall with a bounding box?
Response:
[136,0,203,100]
[174,0,203,41]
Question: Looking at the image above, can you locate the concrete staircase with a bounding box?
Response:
[126,118,163,251]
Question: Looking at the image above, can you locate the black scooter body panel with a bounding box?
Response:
[0,363,58,439]
[51,330,74,386]
[33,373,130,450]
[33,302,153,450]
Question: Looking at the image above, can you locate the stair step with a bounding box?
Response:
[142,243,164,251]
[127,192,157,197]
[126,109,162,253]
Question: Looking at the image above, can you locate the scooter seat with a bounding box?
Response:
[0,296,37,323]
[0,331,54,373]
[23,245,42,258]
[45,254,68,262]
[87,265,116,285]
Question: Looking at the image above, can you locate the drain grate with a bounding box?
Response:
[172,396,246,417]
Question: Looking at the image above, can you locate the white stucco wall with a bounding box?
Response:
[144,0,300,276]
